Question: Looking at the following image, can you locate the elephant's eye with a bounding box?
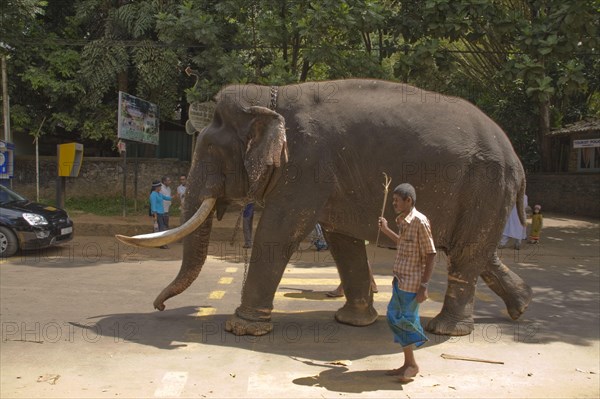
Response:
[211,112,222,128]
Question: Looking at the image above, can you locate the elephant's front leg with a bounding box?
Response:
[323,230,378,326]
[225,208,315,336]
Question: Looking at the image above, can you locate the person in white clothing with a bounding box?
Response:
[176,175,187,225]
[499,194,528,250]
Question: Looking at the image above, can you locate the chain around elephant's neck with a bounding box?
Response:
[268,86,278,110]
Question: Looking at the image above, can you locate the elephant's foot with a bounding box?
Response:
[225,315,273,336]
[501,286,533,320]
[481,265,533,320]
[334,302,378,327]
[425,312,474,336]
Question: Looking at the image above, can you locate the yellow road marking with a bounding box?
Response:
[271,309,310,314]
[280,277,389,286]
[225,267,238,273]
[283,268,340,274]
[218,277,233,284]
[280,278,340,285]
[196,307,216,317]
[209,291,225,299]
[273,291,391,302]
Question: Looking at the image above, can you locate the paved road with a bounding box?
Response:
[1,215,599,398]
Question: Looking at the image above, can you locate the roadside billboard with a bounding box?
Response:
[117,92,159,145]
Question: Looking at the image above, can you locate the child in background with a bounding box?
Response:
[528,205,543,244]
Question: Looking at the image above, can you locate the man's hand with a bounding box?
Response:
[417,286,428,303]
[379,216,399,242]
[378,217,389,231]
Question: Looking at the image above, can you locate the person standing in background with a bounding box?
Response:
[242,203,254,248]
[528,204,543,244]
[177,175,187,225]
[499,194,528,250]
[150,180,172,249]
[160,176,172,229]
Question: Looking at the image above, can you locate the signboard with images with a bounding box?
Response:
[118,92,159,145]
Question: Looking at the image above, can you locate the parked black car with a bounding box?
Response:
[0,185,73,257]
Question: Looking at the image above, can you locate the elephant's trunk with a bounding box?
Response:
[153,211,214,311]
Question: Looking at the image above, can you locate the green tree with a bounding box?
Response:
[5,0,597,168]
[75,0,182,140]
[385,0,599,171]
[156,0,391,102]
[1,0,47,139]
[6,0,187,146]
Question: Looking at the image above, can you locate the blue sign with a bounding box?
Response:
[0,140,15,179]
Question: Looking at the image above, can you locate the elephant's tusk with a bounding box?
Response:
[115,198,216,248]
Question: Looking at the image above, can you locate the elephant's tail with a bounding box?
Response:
[516,177,526,227]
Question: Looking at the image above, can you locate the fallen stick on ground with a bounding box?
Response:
[441,353,504,365]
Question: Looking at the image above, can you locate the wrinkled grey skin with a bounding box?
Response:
[157,79,532,336]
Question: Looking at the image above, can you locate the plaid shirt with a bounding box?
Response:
[393,207,436,293]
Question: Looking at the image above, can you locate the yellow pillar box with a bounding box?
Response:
[57,143,84,177]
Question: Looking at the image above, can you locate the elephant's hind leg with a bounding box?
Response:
[480,252,533,320]
[323,230,378,326]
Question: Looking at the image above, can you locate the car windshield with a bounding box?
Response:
[0,185,27,205]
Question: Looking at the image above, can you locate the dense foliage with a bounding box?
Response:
[2,0,598,171]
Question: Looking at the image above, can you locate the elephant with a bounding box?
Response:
[116,79,533,337]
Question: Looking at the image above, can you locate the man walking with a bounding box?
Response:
[378,183,436,383]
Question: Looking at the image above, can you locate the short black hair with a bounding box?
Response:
[393,183,416,204]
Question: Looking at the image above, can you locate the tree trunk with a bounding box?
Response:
[291,33,300,76]
[280,1,288,66]
[117,70,128,93]
[538,98,553,172]
[299,59,310,82]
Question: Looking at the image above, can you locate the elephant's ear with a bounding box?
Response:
[243,106,288,197]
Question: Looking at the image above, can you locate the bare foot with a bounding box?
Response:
[326,285,344,298]
[385,365,407,376]
[397,365,419,383]
[371,281,378,293]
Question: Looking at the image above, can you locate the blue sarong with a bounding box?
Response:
[387,278,428,348]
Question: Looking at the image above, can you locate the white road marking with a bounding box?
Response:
[154,371,188,397]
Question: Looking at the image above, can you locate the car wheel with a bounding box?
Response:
[0,226,19,258]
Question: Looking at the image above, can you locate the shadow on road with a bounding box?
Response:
[73,309,451,361]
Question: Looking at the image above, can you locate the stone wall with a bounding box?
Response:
[11,156,191,200]
[8,157,600,219]
[526,173,600,218]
